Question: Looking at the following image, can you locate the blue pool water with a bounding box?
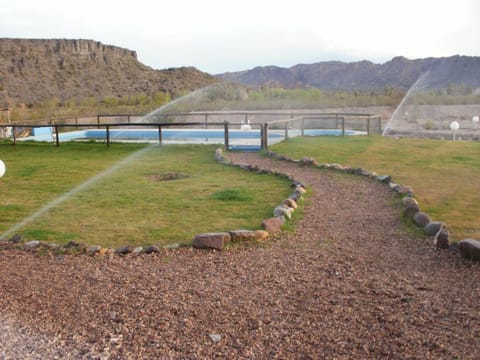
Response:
[23,128,365,150]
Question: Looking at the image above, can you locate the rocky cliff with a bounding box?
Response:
[0,38,218,105]
[219,55,480,91]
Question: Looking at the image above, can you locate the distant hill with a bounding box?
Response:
[218,55,480,91]
[0,38,218,106]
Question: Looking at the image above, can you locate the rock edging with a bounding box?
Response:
[263,149,480,263]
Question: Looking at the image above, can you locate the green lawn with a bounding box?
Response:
[0,142,291,247]
[271,135,480,241]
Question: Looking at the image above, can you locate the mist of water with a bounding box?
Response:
[1,85,217,238]
[382,71,430,136]
[1,146,154,239]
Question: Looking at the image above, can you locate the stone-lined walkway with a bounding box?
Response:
[0,152,478,359]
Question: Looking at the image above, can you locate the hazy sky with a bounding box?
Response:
[1,0,478,74]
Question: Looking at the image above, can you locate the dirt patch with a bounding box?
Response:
[145,172,189,181]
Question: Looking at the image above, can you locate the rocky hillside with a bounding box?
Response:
[0,38,218,106]
[219,55,480,91]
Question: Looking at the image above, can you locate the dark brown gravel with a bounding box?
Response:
[0,152,479,359]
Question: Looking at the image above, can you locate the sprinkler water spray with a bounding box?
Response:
[0,160,5,177]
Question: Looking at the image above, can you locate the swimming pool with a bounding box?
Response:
[22,127,365,149]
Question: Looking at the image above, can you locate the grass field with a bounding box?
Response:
[0,142,292,247]
[271,135,480,241]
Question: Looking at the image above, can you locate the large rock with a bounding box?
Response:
[458,239,480,261]
[424,222,445,236]
[261,217,285,234]
[193,232,231,250]
[413,212,431,227]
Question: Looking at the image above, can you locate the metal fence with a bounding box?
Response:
[0,111,381,149]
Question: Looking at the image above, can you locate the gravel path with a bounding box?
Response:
[0,152,479,359]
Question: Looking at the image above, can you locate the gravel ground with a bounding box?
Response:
[0,152,479,359]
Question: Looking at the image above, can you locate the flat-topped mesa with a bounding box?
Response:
[0,38,137,61]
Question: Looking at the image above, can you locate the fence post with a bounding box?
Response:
[378,116,382,134]
[224,121,229,150]
[97,115,100,128]
[341,117,345,136]
[12,126,16,146]
[285,122,288,139]
[301,117,305,137]
[158,125,162,145]
[260,124,264,149]
[367,116,371,136]
[264,123,269,149]
[106,125,110,147]
[205,114,208,129]
[54,125,60,146]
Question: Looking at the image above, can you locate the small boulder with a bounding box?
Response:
[144,245,161,254]
[229,230,257,242]
[133,246,144,255]
[404,203,420,219]
[402,196,419,207]
[115,245,135,255]
[300,157,318,167]
[261,217,285,234]
[64,240,80,249]
[193,232,231,250]
[389,182,400,190]
[396,185,414,196]
[281,198,297,209]
[424,222,445,236]
[8,234,23,243]
[330,163,344,171]
[458,239,480,262]
[377,175,392,184]
[273,205,293,219]
[434,230,450,249]
[86,245,101,255]
[254,230,269,241]
[24,240,40,250]
[413,212,431,227]
[98,248,111,257]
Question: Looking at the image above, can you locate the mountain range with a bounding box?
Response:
[1,38,479,107]
[218,55,480,91]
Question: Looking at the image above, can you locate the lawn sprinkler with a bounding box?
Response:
[0,160,5,177]
[473,116,479,129]
[450,121,460,141]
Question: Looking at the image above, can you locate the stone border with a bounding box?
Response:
[262,149,480,262]
[0,148,305,256]
[2,147,479,262]
[192,148,307,250]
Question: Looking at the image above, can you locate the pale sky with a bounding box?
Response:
[1,0,479,74]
